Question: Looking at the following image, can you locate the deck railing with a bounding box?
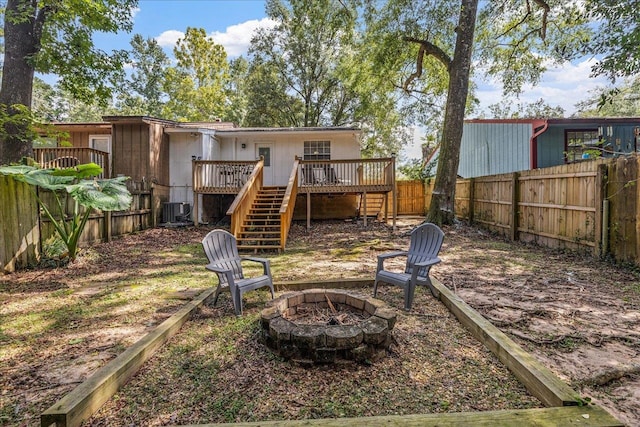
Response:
[279,158,299,249]
[33,148,110,178]
[297,157,395,192]
[226,159,264,236]
[193,160,258,194]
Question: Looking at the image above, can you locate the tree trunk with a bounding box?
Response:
[427,0,479,225]
[0,0,39,165]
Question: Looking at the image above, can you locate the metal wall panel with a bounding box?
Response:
[458,123,532,178]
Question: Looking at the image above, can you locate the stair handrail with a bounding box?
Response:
[279,158,300,250]
[227,158,264,237]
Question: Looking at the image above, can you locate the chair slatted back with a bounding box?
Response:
[405,223,445,278]
[202,230,244,284]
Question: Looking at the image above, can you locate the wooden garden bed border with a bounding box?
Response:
[41,288,216,427]
[41,279,622,427]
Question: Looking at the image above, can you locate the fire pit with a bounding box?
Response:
[260,289,396,364]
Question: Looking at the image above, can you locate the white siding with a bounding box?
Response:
[169,133,200,205]
[217,132,361,186]
[458,123,532,178]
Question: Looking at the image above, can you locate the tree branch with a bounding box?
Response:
[402,36,452,93]
[532,0,550,40]
[33,2,56,51]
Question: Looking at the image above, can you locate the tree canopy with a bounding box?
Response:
[116,34,170,117]
[584,1,640,79]
[0,0,137,165]
[363,0,591,223]
[162,27,230,122]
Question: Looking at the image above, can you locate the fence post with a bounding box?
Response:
[391,157,397,232]
[594,163,608,258]
[510,172,520,241]
[468,178,475,224]
[104,211,112,242]
[150,184,157,228]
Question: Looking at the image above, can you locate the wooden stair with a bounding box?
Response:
[357,193,386,220]
[236,186,286,252]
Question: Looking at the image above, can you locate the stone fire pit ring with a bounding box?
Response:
[260,289,397,364]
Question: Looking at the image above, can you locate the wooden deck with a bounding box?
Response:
[297,158,394,194]
[192,160,257,195]
[192,158,395,195]
[192,157,397,246]
[33,147,110,178]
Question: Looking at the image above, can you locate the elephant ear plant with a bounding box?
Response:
[0,163,132,262]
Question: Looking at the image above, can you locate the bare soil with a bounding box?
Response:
[1,218,639,426]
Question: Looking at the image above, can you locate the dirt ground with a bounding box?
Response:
[1,217,639,426]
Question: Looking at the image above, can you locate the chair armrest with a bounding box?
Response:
[377,251,408,260]
[205,263,235,286]
[414,257,441,268]
[409,257,441,283]
[376,251,408,272]
[241,257,272,277]
[242,256,270,265]
[205,263,232,274]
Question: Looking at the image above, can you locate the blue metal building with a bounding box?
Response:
[458,118,640,178]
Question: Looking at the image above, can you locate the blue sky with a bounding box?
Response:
[88,0,611,159]
[93,0,271,57]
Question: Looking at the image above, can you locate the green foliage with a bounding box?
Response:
[247,0,359,127]
[1,0,137,164]
[30,0,138,104]
[398,158,429,180]
[0,163,132,262]
[584,1,640,79]
[575,75,640,117]
[245,0,410,156]
[162,27,230,121]
[476,1,591,96]
[32,77,111,122]
[483,98,565,119]
[115,34,170,116]
[225,57,250,126]
[0,104,38,144]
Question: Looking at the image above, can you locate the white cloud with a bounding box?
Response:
[475,58,611,116]
[156,30,185,47]
[154,18,278,57]
[210,18,278,57]
[130,6,141,19]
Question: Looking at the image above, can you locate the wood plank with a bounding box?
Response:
[180,406,622,427]
[430,278,581,408]
[510,172,519,241]
[41,288,216,427]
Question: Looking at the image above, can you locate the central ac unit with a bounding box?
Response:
[163,202,191,223]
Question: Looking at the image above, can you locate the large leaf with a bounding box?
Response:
[52,162,103,179]
[0,165,38,177]
[0,165,74,190]
[67,176,132,211]
[22,171,75,190]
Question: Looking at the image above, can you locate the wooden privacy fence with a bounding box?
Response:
[1,178,157,272]
[0,175,40,273]
[396,180,425,215]
[425,156,640,265]
[39,182,155,246]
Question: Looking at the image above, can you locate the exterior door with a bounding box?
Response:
[256,143,274,186]
[89,135,112,176]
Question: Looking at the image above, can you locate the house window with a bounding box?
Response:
[566,130,600,162]
[304,141,331,160]
[258,146,271,167]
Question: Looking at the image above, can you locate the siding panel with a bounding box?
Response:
[459,123,532,178]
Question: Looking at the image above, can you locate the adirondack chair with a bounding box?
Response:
[202,229,275,315]
[373,223,444,310]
